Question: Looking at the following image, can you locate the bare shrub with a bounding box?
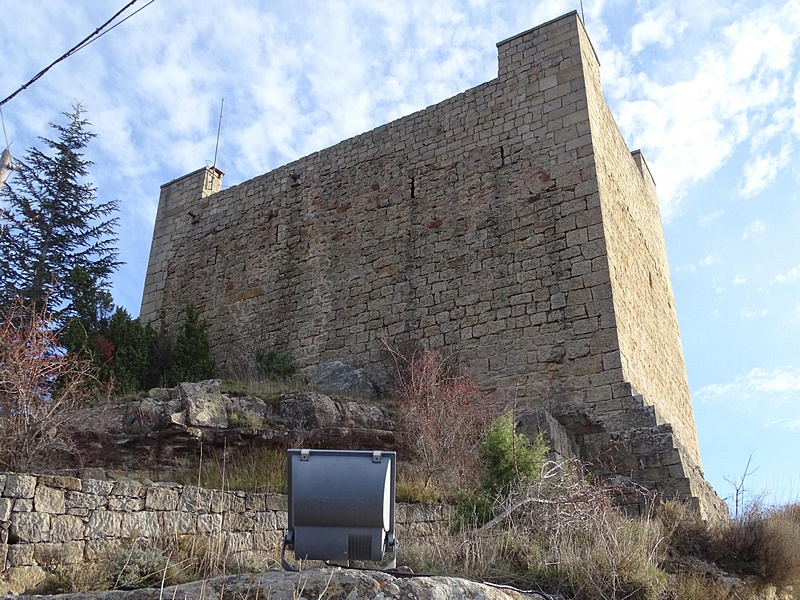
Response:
[403,461,667,600]
[0,299,96,470]
[713,503,800,589]
[387,344,497,491]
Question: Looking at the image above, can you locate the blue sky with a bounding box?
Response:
[1,0,798,508]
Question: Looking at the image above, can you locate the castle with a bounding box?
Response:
[141,12,725,518]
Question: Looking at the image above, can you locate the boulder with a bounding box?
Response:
[179,381,228,428]
[279,392,339,429]
[312,361,379,400]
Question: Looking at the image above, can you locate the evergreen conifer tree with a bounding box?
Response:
[165,304,216,385]
[0,104,119,341]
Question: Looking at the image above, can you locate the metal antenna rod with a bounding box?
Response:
[580,0,585,24]
[213,98,224,169]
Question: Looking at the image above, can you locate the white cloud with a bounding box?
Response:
[740,144,793,198]
[763,418,800,430]
[609,0,800,219]
[630,8,687,54]
[696,367,800,428]
[699,210,724,227]
[742,220,767,240]
[699,254,721,267]
[732,275,747,285]
[774,265,800,284]
[739,308,769,319]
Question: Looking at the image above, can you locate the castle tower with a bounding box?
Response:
[141,12,726,519]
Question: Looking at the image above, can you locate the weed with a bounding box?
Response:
[670,573,730,600]
[396,467,442,504]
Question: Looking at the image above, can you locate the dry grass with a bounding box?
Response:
[402,463,668,600]
[175,446,288,494]
[658,498,800,595]
[396,465,442,504]
[35,533,276,593]
[670,573,731,600]
[713,503,800,589]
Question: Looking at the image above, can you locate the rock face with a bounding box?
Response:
[312,361,380,400]
[60,381,393,474]
[279,392,386,430]
[16,569,546,600]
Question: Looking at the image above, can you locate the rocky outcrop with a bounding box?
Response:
[59,382,394,474]
[312,361,381,400]
[279,391,385,430]
[16,569,545,600]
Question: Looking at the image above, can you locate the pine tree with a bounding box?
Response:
[0,104,119,339]
[165,304,216,385]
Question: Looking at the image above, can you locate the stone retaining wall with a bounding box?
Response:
[0,472,443,593]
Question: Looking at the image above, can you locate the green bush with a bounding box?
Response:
[454,412,548,529]
[255,349,297,380]
[479,412,547,497]
[109,546,165,589]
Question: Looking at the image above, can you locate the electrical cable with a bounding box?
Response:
[0,0,155,108]
[71,0,156,54]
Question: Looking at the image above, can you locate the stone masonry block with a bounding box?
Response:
[111,480,144,498]
[86,511,122,538]
[37,476,81,492]
[80,479,114,496]
[108,496,145,512]
[7,543,34,567]
[120,512,161,538]
[34,541,84,566]
[160,511,196,535]
[4,475,36,499]
[50,515,85,542]
[196,513,223,534]
[145,487,180,511]
[34,486,66,515]
[65,491,106,511]
[177,486,214,513]
[0,498,12,521]
[10,513,50,543]
[11,499,32,513]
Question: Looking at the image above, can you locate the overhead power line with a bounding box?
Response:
[0,0,155,108]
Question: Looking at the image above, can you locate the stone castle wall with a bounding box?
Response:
[0,472,442,593]
[140,13,723,517]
